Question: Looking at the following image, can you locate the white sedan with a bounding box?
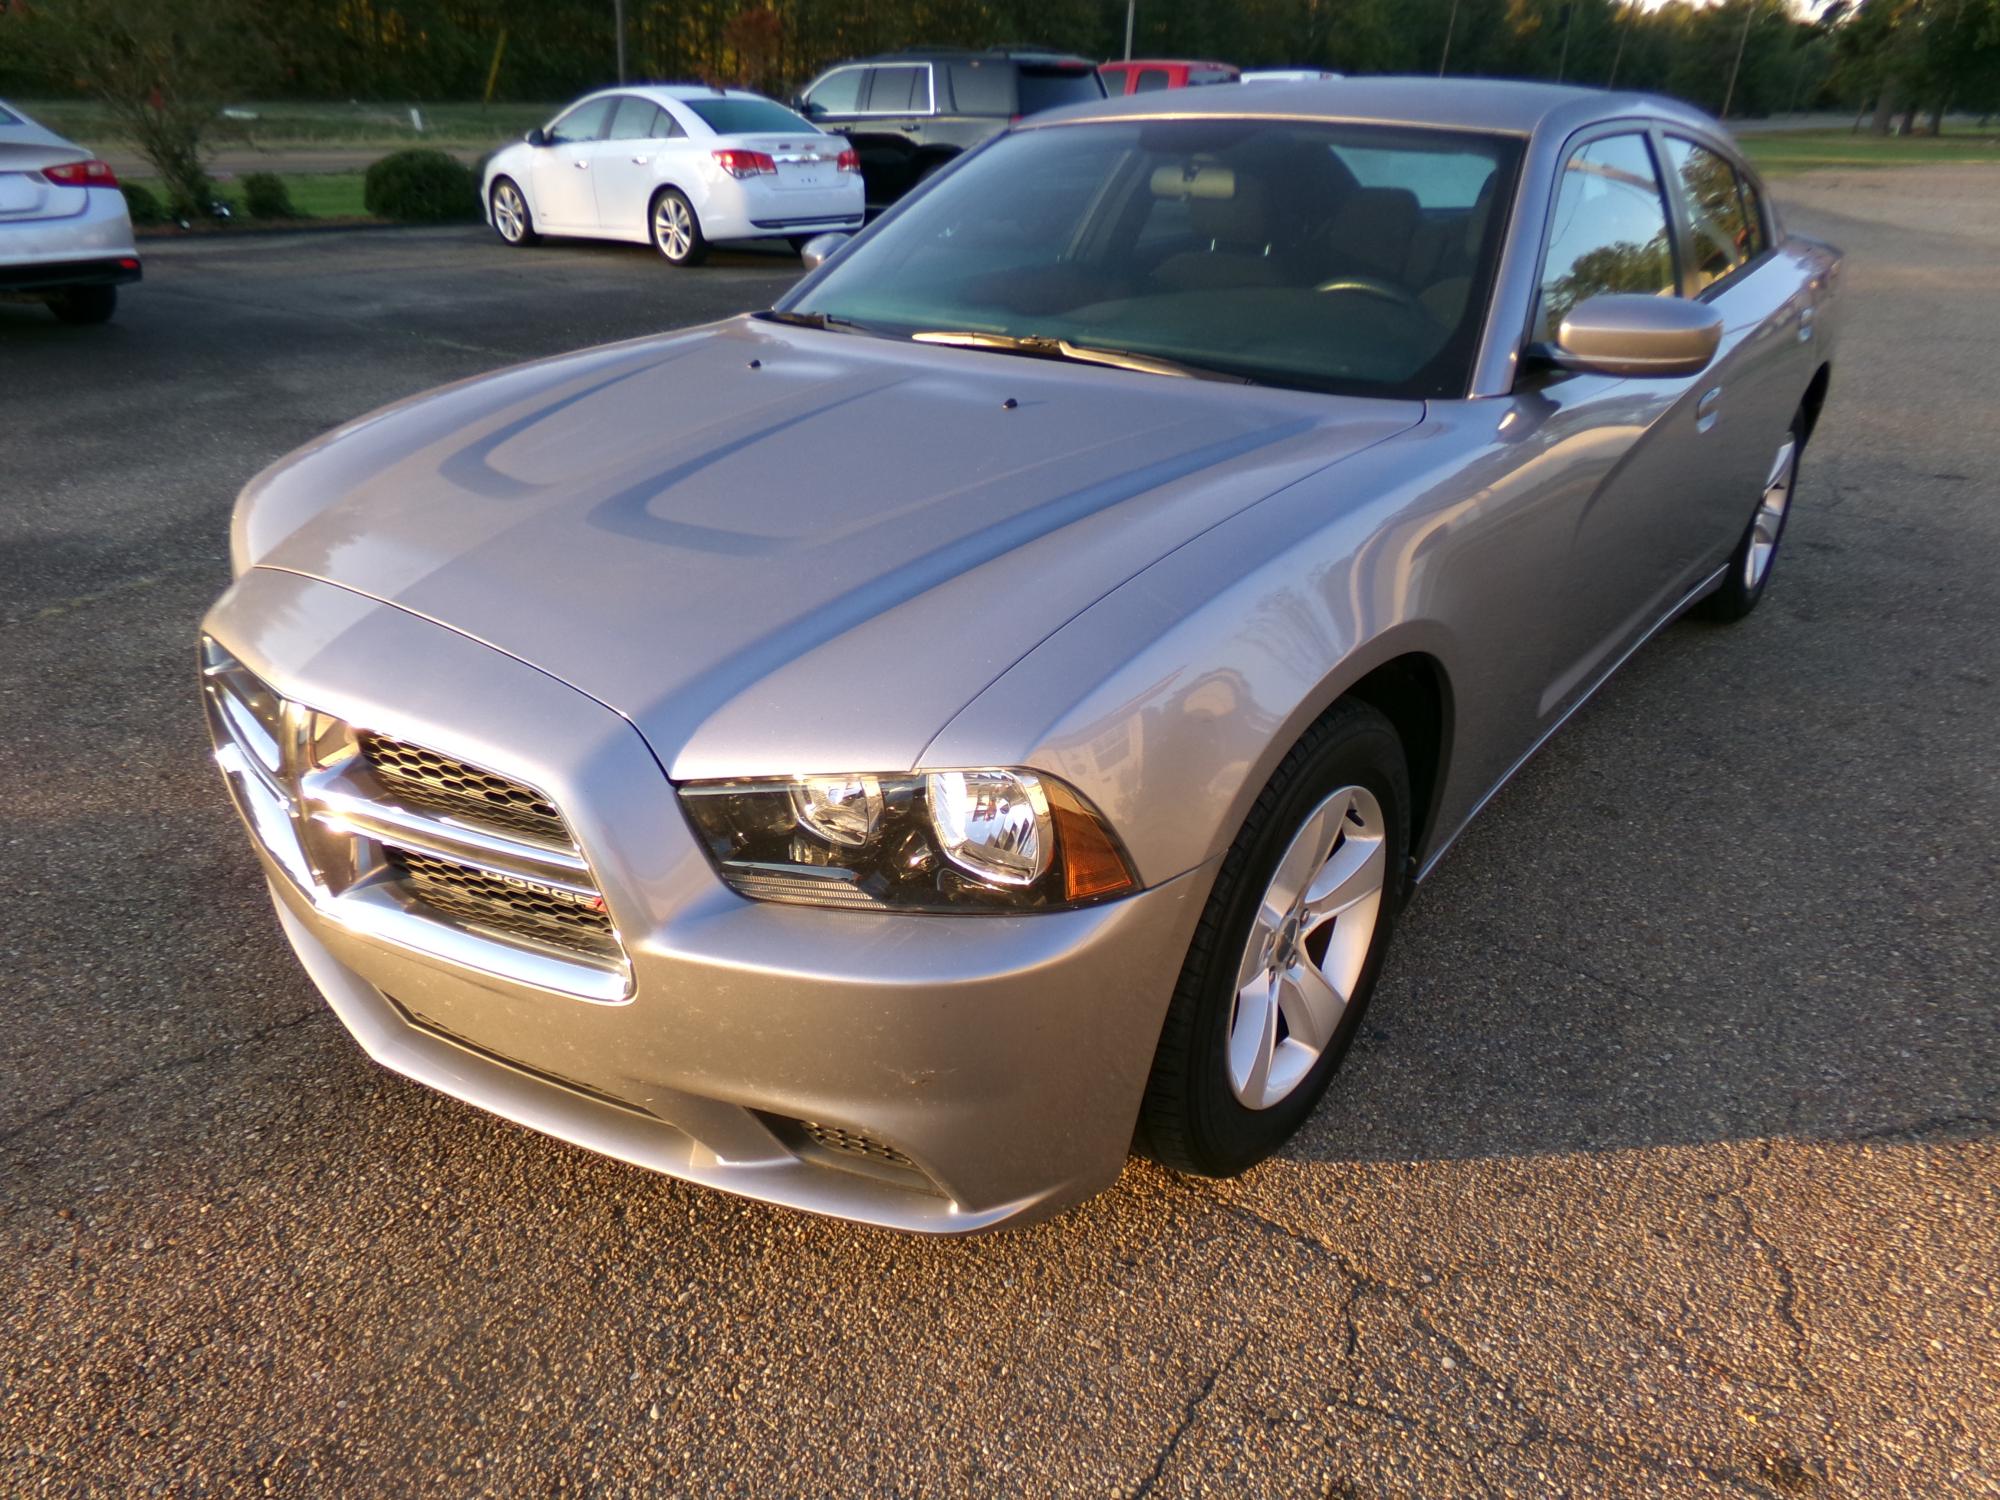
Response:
[483,86,864,266]
[0,98,141,323]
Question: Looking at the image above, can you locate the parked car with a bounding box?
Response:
[794,47,1104,207]
[0,98,140,324]
[1241,69,1344,82]
[481,85,862,265]
[1100,59,1240,94]
[204,78,1838,1234]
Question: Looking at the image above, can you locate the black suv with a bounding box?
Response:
[794,47,1104,207]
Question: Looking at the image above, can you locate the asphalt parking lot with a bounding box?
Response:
[4,189,1996,1496]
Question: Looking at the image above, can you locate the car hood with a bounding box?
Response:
[247,317,1420,778]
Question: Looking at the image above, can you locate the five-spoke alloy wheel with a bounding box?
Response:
[651,188,707,266]
[1138,699,1409,1176]
[1700,414,1804,622]
[489,178,538,247]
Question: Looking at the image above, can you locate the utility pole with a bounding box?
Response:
[614,0,627,84]
[1124,0,1136,61]
[1439,0,1460,77]
[1607,0,1630,88]
[1554,2,1574,84]
[1720,0,1755,119]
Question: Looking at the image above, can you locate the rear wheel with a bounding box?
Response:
[650,188,707,266]
[47,285,116,325]
[489,177,539,246]
[1136,700,1410,1176]
[1698,414,1803,622]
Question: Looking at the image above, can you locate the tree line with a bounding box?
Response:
[2,1,1994,213]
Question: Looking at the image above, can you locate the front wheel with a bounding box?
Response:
[650,188,707,266]
[1697,415,1802,623]
[1136,699,1410,1177]
[489,178,539,246]
[47,285,117,325]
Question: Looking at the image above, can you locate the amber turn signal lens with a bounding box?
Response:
[1047,782,1137,902]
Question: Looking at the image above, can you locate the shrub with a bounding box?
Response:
[363,149,479,223]
[120,181,165,226]
[241,172,298,220]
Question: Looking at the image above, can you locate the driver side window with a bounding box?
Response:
[547,97,615,147]
[1536,133,1677,342]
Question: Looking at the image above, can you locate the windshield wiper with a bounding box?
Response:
[909,330,1256,385]
[755,309,882,336]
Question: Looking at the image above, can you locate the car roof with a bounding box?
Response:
[1101,60,1234,69]
[598,85,781,105]
[1021,74,1720,141]
[850,48,1097,67]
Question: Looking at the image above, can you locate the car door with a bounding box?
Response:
[855,63,935,200]
[591,96,681,243]
[1657,132,1803,577]
[1525,128,1718,719]
[530,97,614,232]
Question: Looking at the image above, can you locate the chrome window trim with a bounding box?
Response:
[828,62,936,118]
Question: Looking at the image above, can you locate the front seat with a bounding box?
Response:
[1319,186,1421,283]
[1153,175,1288,293]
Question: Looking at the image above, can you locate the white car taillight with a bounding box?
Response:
[712,149,777,179]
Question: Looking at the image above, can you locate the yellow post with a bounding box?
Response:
[483,29,509,106]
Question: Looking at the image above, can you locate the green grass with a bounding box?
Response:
[1741,125,2000,174]
[131,171,370,223]
[19,98,553,150]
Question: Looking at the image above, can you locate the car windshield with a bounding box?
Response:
[784,119,1519,399]
[683,96,817,135]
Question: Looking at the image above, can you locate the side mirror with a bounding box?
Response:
[798,232,850,271]
[797,99,826,119]
[1539,294,1722,379]
[524,126,548,147]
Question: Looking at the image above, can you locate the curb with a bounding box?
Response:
[136,220,482,242]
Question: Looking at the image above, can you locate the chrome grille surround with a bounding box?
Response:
[200,638,631,1002]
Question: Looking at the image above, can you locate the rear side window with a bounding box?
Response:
[1665,136,1761,290]
[865,66,930,114]
[547,97,614,145]
[0,104,20,126]
[1134,69,1172,93]
[1016,66,1105,116]
[1190,68,1237,86]
[948,62,1013,115]
[1536,133,1677,341]
[682,97,816,135]
[605,97,670,141]
[804,68,864,115]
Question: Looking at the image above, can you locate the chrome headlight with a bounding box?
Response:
[679,768,1136,912]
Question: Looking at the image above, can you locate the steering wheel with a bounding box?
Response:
[1315,276,1425,315]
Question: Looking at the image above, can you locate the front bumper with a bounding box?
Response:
[202,568,1211,1233]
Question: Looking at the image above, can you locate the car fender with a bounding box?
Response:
[921,409,1539,888]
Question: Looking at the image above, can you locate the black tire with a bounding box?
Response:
[1136,699,1411,1176]
[649,187,707,267]
[1696,412,1805,623]
[47,285,117,325]
[489,177,540,247]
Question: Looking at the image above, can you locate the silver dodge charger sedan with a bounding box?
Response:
[200,79,1840,1233]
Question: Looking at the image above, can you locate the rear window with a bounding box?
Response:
[682,97,817,135]
[0,104,20,126]
[949,62,1013,115]
[1016,67,1105,116]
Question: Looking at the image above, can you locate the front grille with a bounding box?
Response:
[203,637,629,997]
[386,847,616,954]
[801,1121,915,1168]
[359,731,568,844]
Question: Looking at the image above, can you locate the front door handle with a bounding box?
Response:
[572,159,590,170]
[1696,386,1722,433]
[630,155,650,165]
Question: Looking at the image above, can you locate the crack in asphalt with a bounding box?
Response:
[0,1006,323,1165]
[1128,1325,1252,1499]
[1193,1185,1835,1499]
